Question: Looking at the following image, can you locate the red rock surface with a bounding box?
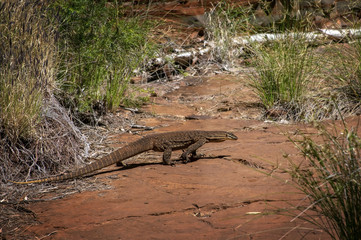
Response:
[21,74,342,240]
[13,1,361,239]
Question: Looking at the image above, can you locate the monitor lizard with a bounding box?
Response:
[11,130,237,184]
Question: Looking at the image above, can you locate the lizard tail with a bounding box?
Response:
[9,175,70,184]
[9,160,109,184]
[10,138,152,184]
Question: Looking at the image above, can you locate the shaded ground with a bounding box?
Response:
[14,74,338,240]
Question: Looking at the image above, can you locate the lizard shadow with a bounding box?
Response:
[87,155,230,178]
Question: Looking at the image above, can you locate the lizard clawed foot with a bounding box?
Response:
[181,152,203,163]
[116,161,127,167]
[180,151,191,163]
[191,153,204,160]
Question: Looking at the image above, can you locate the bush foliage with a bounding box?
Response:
[0,0,155,184]
[53,0,155,112]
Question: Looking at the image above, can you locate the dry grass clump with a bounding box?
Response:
[204,3,254,65]
[0,96,87,194]
[0,203,37,239]
[289,39,361,122]
[249,37,361,122]
[249,34,316,110]
[263,88,361,122]
[328,40,361,103]
[289,120,361,240]
[0,0,55,141]
[0,96,88,237]
[0,1,87,189]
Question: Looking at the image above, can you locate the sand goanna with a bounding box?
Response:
[11,130,238,184]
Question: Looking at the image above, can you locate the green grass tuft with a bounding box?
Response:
[249,34,316,109]
[289,120,361,239]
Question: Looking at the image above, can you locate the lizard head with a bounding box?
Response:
[206,131,238,141]
[225,132,238,140]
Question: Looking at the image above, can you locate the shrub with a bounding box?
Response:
[53,0,155,112]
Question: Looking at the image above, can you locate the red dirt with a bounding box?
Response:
[25,121,327,239]
[19,74,343,240]
[9,1,361,239]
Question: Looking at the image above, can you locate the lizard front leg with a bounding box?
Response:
[181,138,207,163]
[162,147,174,165]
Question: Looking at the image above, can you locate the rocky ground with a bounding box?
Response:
[4,1,361,239]
[17,73,344,240]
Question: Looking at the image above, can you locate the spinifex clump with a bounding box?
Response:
[289,121,361,240]
[0,0,55,141]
